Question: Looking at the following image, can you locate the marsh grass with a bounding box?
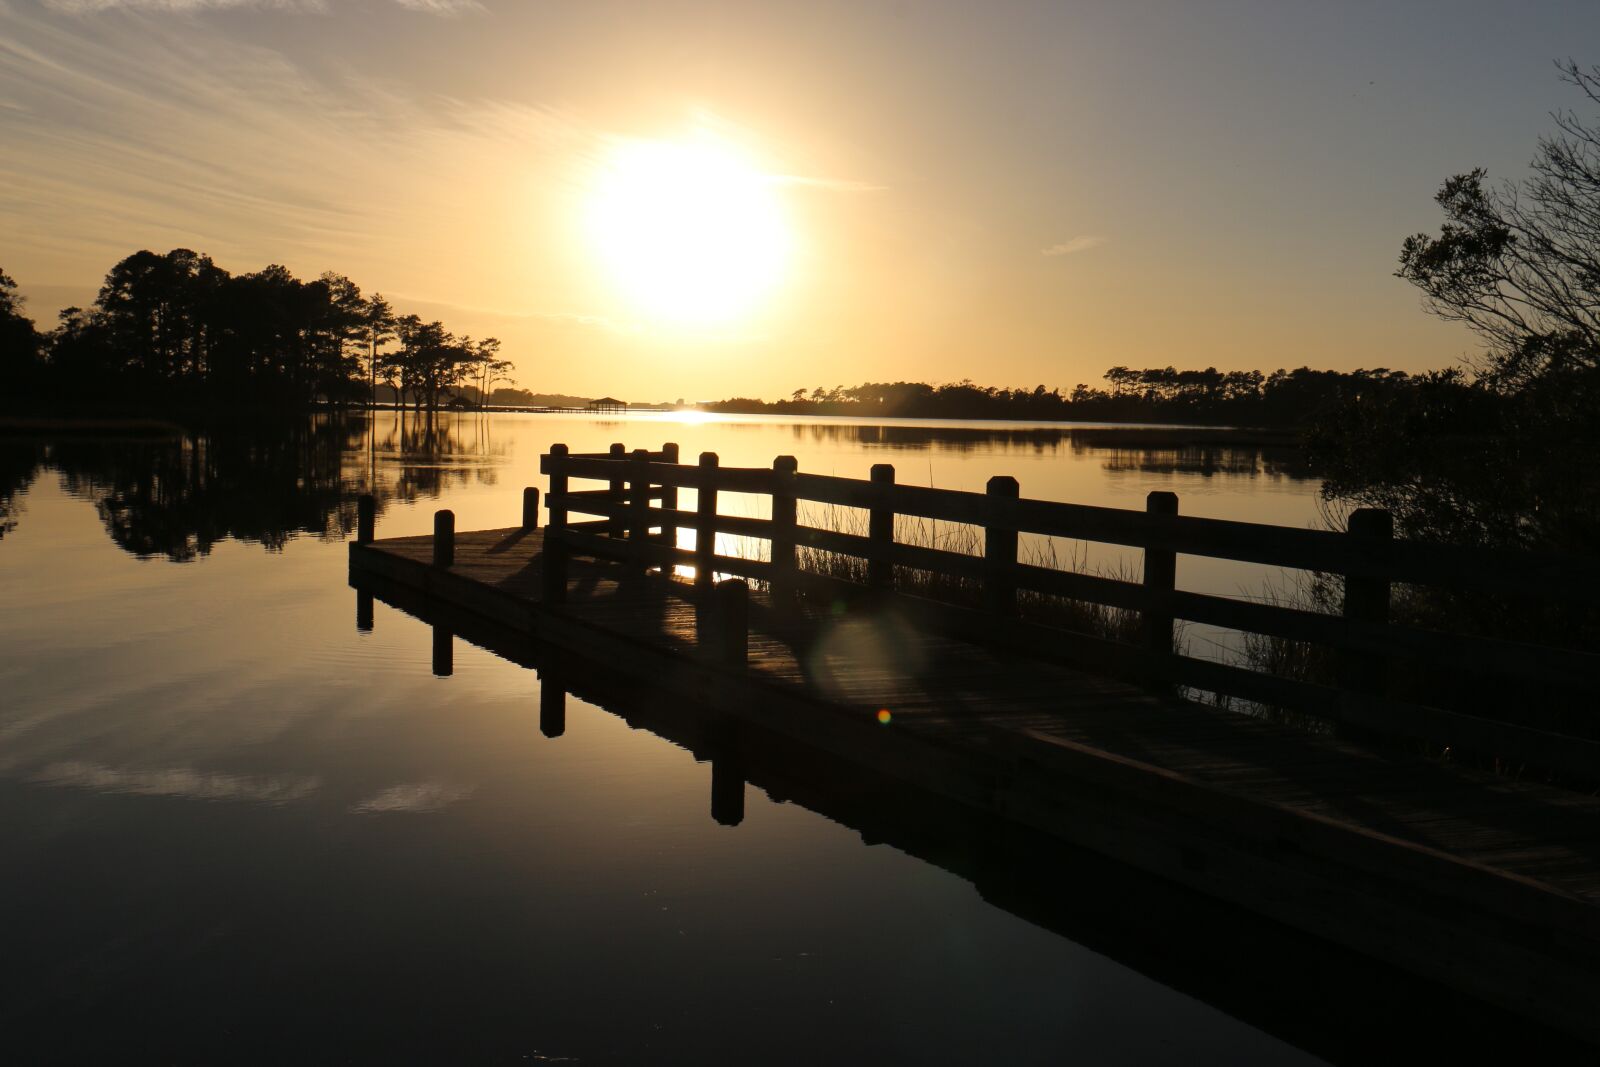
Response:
[791,503,1150,647]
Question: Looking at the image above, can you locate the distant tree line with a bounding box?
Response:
[705,366,1424,426]
[0,250,513,413]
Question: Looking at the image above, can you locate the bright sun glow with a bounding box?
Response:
[586,138,792,326]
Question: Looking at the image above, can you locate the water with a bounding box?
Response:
[0,412,1332,1064]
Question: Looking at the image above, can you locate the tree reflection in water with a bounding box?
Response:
[0,414,504,561]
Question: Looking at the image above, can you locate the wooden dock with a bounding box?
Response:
[348,445,1600,1045]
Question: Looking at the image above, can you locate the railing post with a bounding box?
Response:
[629,448,652,569]
[521,486,540,531]
[712,578,749,667]
[1142,491,1178,676]
[771,455,798,602]
[1341,508,1393,699]
[433,509,455,568]
[984,476,1019,616]
[546,443,569,531]
[696,452,719,589]
[607,442,626,540]
[869,464,896,592]
[658,443,680,549]
[357,493,375,544]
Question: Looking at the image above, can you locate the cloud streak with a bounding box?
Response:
[1041,235,1106,256]
[44,0,478,12]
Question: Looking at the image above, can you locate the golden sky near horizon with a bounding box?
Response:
[3,1,1598,401]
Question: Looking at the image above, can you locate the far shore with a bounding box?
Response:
[0,409,1305,449]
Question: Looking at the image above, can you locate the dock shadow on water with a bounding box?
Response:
[344,569,1588,1065]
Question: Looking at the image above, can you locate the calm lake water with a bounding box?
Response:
[0,412,1337,1064]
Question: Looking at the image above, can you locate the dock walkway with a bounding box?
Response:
[351,521,1600,1043]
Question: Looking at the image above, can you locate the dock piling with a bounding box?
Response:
[629,448,652,569]
[869,464,896,592]
[712,578,749,667]
[984,476,1019,616]
[658,443,680,548]
[522,487,540,531]
[1143,491,1178,676]
[433,510,455,568]
[356,590,374,633]
[771,456,798,603]
[1341,508,1394,699]
[607,443,626,540]
[546,443,569,530]
[357,493,375,544]
[696,452,719,589]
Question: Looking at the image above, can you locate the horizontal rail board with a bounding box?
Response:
[793,472,879,509]
[1170,590,1600,691]
[892,540,984,580]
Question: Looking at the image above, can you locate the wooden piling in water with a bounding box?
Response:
[522,487,540,531]
[433,510,455,568]
[356,589,374,633]
[357,494,375,544]
[713,578,749,666]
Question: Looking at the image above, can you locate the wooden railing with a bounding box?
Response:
[538,442,1600,777]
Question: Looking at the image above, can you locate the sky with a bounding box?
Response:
[4,0,1600,401]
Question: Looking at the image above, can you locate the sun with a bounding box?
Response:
[585,137,792,326]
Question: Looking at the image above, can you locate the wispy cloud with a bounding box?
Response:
[351,780,474,813]
[390,0,482,13]
[44,0,479,12]
[1041,235,1106,256]
[31,760,320,803]
[0,8,578,286]
[46,0,328,12]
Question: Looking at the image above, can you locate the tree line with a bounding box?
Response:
[0,250,513,412]
[705,365,1425,426]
